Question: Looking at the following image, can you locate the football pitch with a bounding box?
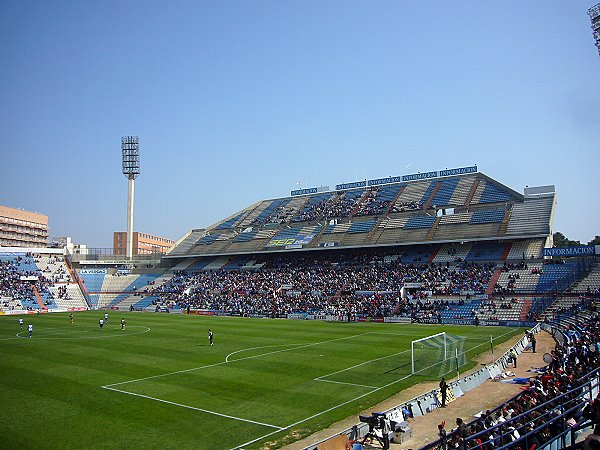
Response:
[0,312,521,449]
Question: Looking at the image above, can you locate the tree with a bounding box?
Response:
[553,232,581,247]
[588,235,600,246]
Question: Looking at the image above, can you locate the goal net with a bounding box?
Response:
[411,332,466,377]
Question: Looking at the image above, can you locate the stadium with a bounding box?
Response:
[1,164,599,450]
[2,2,600,449]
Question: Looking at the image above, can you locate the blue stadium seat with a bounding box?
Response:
[479,183,512,204]
[470,210,505,224]
[404,216,436,229]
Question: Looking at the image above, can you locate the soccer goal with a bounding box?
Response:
[411,332,466,377]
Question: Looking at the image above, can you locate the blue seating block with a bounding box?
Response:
[479,183,512,204]
[216,211,246,230]
[536,262,578,292]
[470,210,505,224]
[431,178,460,207]
[420,181,438,204]
[348,220,377,234]
[404,216,436,229]
[465,242,505,261]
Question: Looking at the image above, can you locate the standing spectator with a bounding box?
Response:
[455,417,469,438]
[530,334,537,353]
[438,422,447,450]
[439,377,448,407]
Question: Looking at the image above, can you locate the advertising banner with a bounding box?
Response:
[267,234,316,247]
[384,316,412,323]
[335,180,367,190]
[543,246,596,257]
[439,166,477,177]
[288,313,307,320]
[291,187,318,196]
[412,317,440,324]
[368,176,403,187]
[79,269,107,274]
[402,171,438,182]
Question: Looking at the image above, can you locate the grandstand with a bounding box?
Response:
[1,167,599,450]
[2,168,598,326]
[167,171,553,258]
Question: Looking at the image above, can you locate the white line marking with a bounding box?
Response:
[225,343,304,362]
[102,386,283,430]
[314,379,378,389]
[100,326,520,449]
[230,329,523,449]
[105,332,371,387]
[14,326,150,340]
[315,347,411,382]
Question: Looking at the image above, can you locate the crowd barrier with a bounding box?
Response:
[303,323,541,450]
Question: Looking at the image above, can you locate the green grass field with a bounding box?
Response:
[0,311,521,449]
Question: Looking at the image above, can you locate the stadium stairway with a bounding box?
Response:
[520,298,532,320]
[387,185,407,213]
[110,272,172,310]
[428,245,441,263]
[31,286,47,310]
[426,216,441,240]
[500,241,512,261]
[422,181,441,210]
[498,209,512,235]
[485,268,503,295]
[463,177,480,207]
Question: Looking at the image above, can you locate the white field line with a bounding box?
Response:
[231,328,522,449]
[314,347,411,382]
[104,331,370,387]
[102,386,283,430]
[102,327,519,449]
[314,379,378,389]
[225,343,304,362]
[13,326,150,340]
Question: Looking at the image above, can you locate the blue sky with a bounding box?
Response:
[1,1,598,248]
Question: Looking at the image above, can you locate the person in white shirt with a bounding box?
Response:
[19,317,24,329]
[28,323,33,338]
[99,318,104,330]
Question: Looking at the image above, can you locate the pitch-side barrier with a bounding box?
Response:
[303,323,541,449]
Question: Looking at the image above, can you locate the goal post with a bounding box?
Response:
[411,332,467,377]
[411,332,446,374]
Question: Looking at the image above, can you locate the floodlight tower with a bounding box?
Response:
[121,136,140,259]
[589,3,600,57]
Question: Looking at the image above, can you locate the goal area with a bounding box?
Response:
[411,332,466,377]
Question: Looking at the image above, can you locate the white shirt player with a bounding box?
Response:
[99,319,104,329]
[104,312,109,322]
[19,318,24,328]
[28,324,33,337]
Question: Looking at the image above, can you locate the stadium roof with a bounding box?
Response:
[166,170,555,259]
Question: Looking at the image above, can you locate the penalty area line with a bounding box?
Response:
[101,385,284,430]
[314,378,378,389]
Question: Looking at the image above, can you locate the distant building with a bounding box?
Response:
[0,205,48,247]
[113,232,174,256]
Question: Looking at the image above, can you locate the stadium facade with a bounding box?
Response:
[166,166,556,262]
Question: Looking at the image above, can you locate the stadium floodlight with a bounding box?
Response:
[122,136,140,259]
[589,3,600,57]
